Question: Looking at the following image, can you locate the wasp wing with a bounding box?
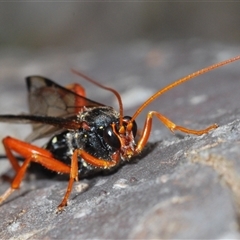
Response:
[0,114,82,142]
[26,76,105,141]
[26,76,103,116]
[0,115,81,129]
[0,76,104,142]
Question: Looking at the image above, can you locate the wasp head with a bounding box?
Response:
[103,116,137,160]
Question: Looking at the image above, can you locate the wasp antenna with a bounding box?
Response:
[130,55,240,123]
[71,69,124,126]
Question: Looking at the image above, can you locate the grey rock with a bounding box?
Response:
[0,40,240,239]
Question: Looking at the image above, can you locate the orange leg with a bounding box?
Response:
[57,149,79,211]
[66,83,86,97]
[65,83,87,111]
[0,136,71,207]
[56,150,120,211]
[1,136,121,211]
[77,149,120,168]
[135,111,218,153]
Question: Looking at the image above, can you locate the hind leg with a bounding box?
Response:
[0,136,71,207]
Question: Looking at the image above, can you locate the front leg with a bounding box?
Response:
[135,111,218,153]
[57,150,79,212]
[57,149,121,211]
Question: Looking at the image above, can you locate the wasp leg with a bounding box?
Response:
[77,149,120,168]
[57,149,120,211]
[65,83,86,111]
[135,111,218,152]
[66,83,86,97]
[57,149,79,212]
[1,137,120,211]
[0,136,71,207]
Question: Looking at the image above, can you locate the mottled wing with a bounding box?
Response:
[26,76,103,117]
[25,76,105,141]
[0,76,105,142]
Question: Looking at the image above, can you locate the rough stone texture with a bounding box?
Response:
[0,40,240,239]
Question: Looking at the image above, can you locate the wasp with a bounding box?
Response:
[0,56,239,211]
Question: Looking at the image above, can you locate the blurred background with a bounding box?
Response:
[1,2,240,52]
[0,1,240,136]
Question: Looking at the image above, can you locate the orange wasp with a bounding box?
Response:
[0,56,239,211]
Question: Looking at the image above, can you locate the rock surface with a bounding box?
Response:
[0,40,240,239]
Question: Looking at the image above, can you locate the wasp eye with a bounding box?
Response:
[123,116,138,137]
[103,126,121,150]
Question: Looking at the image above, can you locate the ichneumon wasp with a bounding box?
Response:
[0,56,239,211]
